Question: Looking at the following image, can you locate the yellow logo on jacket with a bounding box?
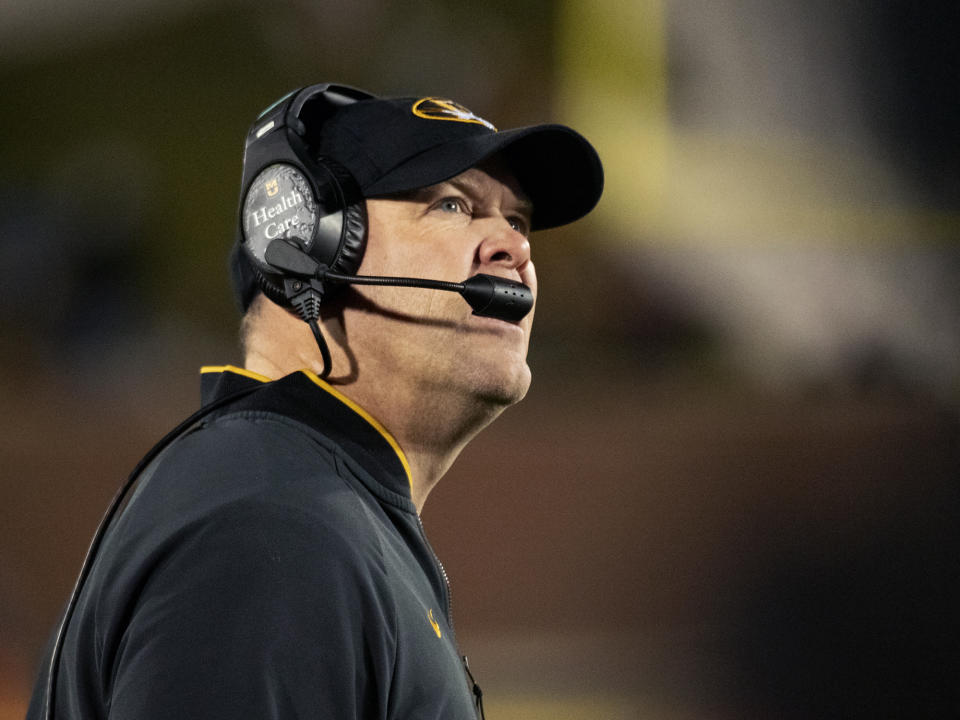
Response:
[428,608,442,638]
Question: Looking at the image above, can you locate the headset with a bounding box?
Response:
[236,83,534,378]
[237,83,372,309]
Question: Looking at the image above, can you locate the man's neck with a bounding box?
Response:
[244,337,505,513]
[341,367,505,511]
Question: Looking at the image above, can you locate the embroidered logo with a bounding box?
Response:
[427,608,442,638]
[411,98,497,131]
[265,177,280,197]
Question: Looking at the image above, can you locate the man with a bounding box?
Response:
[28,83,602,719]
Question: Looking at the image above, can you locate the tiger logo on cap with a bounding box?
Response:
[411,98,497,131]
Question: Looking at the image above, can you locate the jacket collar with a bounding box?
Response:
[200,365,413,502]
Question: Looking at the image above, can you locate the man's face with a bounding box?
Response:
[343,160,537,406]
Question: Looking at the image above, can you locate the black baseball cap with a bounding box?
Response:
[231,86,604,310]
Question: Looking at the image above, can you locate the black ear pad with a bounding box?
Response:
[315,156,367,278]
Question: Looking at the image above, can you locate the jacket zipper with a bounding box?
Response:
[416,513,454,633]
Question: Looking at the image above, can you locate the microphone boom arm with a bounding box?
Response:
[264,238,533,322]
[323,269,465,294]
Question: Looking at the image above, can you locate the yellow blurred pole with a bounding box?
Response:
[556,0,670,239]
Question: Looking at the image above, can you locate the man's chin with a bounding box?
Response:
[469,361,532,408]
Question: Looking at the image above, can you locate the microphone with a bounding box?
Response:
[264,238,534,322]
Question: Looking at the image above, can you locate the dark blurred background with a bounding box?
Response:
[2,1,958,718]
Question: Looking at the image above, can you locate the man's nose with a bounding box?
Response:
[476,218,531,270]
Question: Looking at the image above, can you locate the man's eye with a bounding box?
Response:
[438,198,466,214]
[508,218,524,233]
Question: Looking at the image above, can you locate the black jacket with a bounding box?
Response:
[28,366,480,719]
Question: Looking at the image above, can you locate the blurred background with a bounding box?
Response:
[1,0,958,717]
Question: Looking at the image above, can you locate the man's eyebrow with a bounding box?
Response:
[512,195,535,218]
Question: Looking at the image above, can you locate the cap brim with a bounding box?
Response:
[361,124,603,231]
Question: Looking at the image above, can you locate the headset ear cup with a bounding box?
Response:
[243,157,366,308]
